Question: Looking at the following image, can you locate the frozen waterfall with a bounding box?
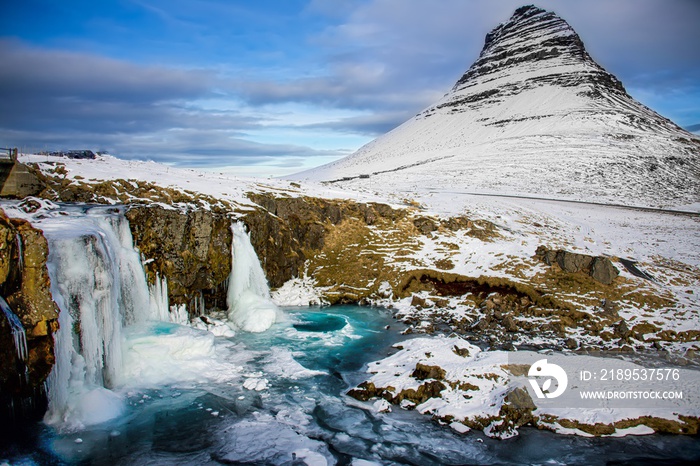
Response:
[40,207,167,430]
[227,221,279,332]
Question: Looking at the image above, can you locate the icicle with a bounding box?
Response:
[0,295,28,361]
[148,273,170,322]
[226,221,279,332]
[169,304,189,325]
[193,291,205,317]
[16,233,24,271]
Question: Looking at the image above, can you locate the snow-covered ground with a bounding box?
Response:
[350,335,700,439]
[21,153,383,212]
[7,151,699,441]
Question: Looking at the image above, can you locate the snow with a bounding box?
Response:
[272,274,328,306]
[355,336,700,438]
[19,152,367,212]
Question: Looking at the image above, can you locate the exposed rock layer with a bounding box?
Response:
[535,245,619,285]
[0,211,58,426]
[126,206,233,310]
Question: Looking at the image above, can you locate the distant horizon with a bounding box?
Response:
[2,0,699,177]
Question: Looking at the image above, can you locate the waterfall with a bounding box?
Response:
[227,222,279,333]
[40,207,166,430]
[0,295,28,362]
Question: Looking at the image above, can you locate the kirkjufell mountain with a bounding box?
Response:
[296,5,700,208]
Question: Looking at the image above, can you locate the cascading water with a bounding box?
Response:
[227,221,280,332]
[34,206,168,430]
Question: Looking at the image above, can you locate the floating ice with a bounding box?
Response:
[243,377,269,391]
[121,321,244,388]
[227,221,280,332]
[191,315,236,337]
[212,415,332,464]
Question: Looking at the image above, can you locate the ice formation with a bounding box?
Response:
[41,208,169,430]
[148,273,170,323]
[227,221,279,332]
[0,295,28,362]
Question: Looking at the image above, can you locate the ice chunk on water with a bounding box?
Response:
[192,315,236,337]
[74,387,124,427]
[212,416,332,464]
[262,346,325,380]
[243,378,269,391]
[372,399,392,414]
[293,448,329,466]
[122,322,242,387]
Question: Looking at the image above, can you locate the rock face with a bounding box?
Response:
[296,5,700,208]
[125,206,232,311]
[0,211,58,426]
[244,193,403,290]
[535,245,619,285]
[125,196,405,311]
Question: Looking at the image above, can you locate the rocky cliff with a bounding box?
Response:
[126,206,232,311]
[0,210,59,427]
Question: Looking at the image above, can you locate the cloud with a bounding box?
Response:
[301,111,412,136]
[2,1,698,175]
[0,39,241,133]
[0,39,348,173]
[236,0,700,126]
[0,39,212,103]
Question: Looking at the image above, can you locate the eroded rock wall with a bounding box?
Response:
[125,205,233,311]
[244,193,405,295]
[0,211,58,426]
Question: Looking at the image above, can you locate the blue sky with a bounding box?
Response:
[1,0,698,177]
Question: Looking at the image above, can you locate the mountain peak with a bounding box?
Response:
[455,4,624,96]
[295,5,700,208]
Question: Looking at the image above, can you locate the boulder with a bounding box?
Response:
[536,246,619,285]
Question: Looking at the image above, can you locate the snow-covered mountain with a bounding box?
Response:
[295,5,700,208]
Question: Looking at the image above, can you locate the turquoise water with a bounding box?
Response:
[2,305,700,465]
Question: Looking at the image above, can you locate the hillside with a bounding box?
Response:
[295,5,700,209]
